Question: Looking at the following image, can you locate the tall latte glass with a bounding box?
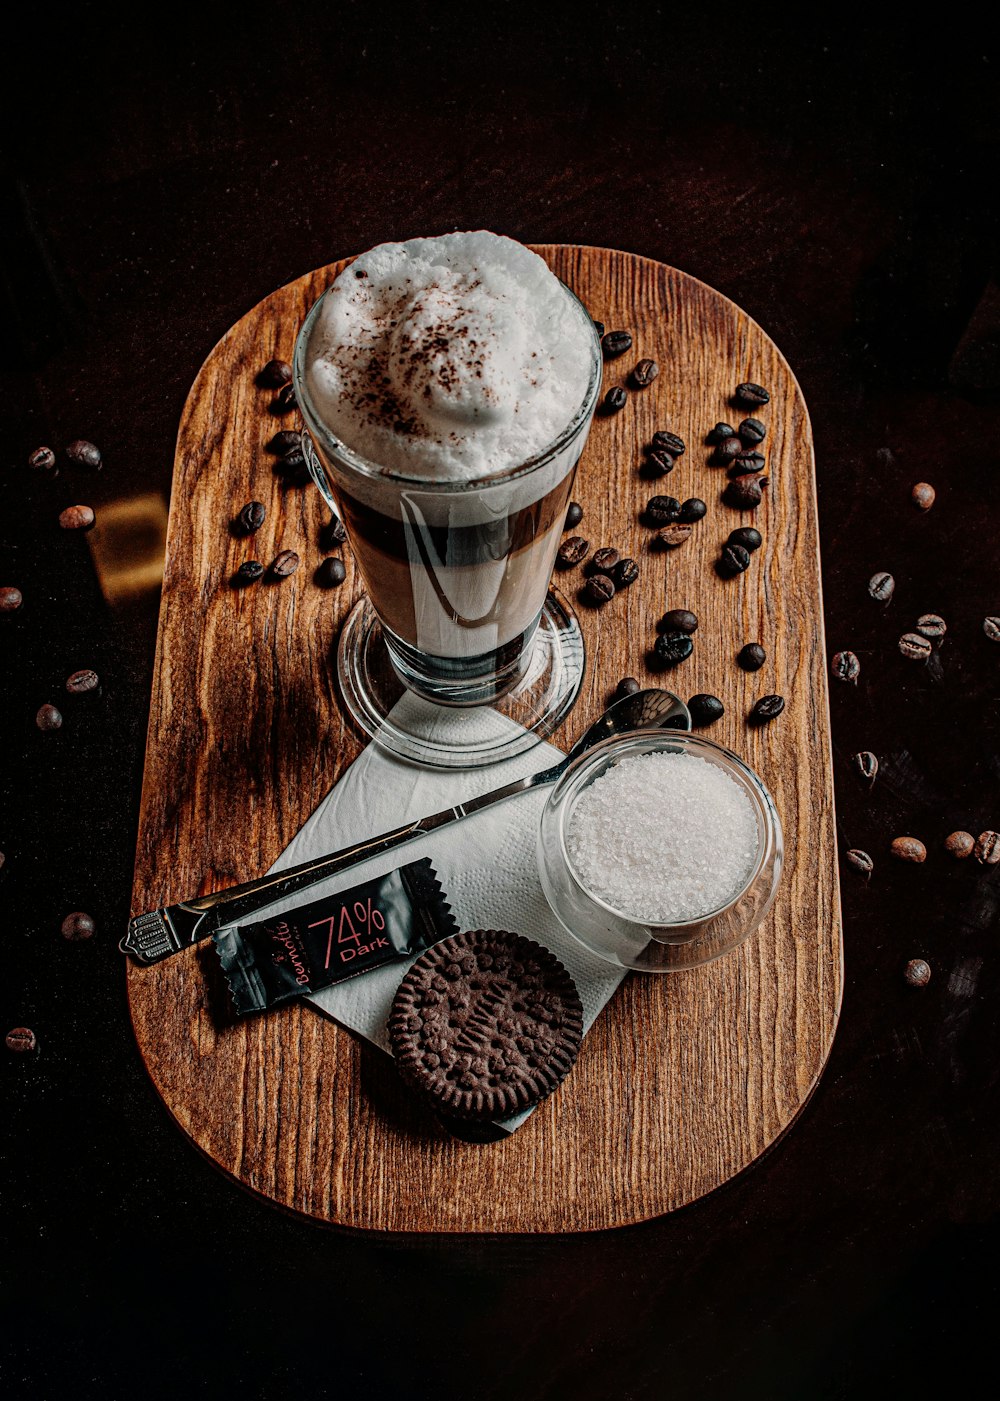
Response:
[294,233,602,712]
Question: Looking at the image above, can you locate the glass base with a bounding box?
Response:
[337,588,585,768]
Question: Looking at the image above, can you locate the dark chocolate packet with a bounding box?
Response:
[213,858,457,1017]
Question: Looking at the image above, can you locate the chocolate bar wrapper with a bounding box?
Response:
[213,858,457,1016]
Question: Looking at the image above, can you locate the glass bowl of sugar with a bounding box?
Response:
[536,732,782,971]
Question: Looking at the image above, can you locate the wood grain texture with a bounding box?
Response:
[127,246,842,1233]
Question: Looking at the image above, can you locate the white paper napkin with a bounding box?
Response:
[216,704,627,1132]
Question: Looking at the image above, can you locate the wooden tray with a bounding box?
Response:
[128,246,843,1233]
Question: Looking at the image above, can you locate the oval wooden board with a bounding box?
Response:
[128,246,843,1233]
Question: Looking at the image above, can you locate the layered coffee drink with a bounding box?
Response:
[295,232,601,704]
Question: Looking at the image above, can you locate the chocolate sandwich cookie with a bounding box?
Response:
[389,930,584,1123]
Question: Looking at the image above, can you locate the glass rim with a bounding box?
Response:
[551,731,780,931]
[291,271,603,493]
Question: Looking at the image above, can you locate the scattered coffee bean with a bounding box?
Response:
[271,383,297,414]
[35,703,62,731]
[644,495,681,525]
[738,418,767,445]
[846,849,874,879]
[713,436,744,464]
[679,498,707,523]
[853,751,878,784]
[688,693,724,727]
[61,911,95,941]
[316,557,347,588]
[718,543,751,577]
[276,447,306,477]
[29,445,57,472]
[730,450,766,475]
[642,448,676,478]
[613,558,639,589]
[556,535,590,568]
[916,613,946,641]
[592,320,605,340]
[59,505,95,530]
[868,572,895,602]
[602,386,627,413]
[6,1027,37,1054]
[564,501,584,530]
[652,632,694,669]
[911,481,935,511]
[904,958,931,988]
[748,694,784,724]
[1,586,23,613]
[728,526,762,552]
[737,643,766,671]
[944,830,975,859]
[601,330,632,359]
[654,524,693,550]
[589,547,620,575]
[320,516,348,549]
[724,475,768,510]
[630,358,659,389]
[257,358,292,388]
[983,616,1000,643]
[614,677,641,701]
[582,574,615,607]
[267,430,302,455]
[238,500,266,534]
[65,439,102,470]
[974,831,1000,866]
[890,836,927,863]
[652,430,685,457]
[234,560,264,585]
[707,423,736,444]
[660,609,698,635]
[898,632,932,661]
[831,650,861,684]
[734,382,770,408]
[65,669,99,696]
[271,549,299,579]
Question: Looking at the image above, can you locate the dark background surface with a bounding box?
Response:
[2,6,999,1398]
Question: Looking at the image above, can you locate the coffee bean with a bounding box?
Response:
[713,436,744,464]
[916,613,946,641]
[59,505,95,530]
[983,616,1000,643]
[271,549,299,579]
[238,501,266,534]
[630,358,659,389]
[868,572,895,602]
[831,650,861,684]
[724,475,768,510]
[556,535,590,568]
[717,543,751,577]
[653,524,693,550]
[612,558,639,589]
[276,447,306,477]
[641,448,676,478]
[738,418,767,445]
[729,450,766,475]
[898,632,932,661]
[0,851,6,873]
[679,498,707,523]
[652,632,694,669]
[29,446,57,472]
[734,382,770,407]
[601,330,632,359]
[1,586,23,613]
[589,547,620,575]
[644,495,681,526]
[737,643,766,671]
[6,1027,37,1054]
[316,557,346,588]
[911,481,935,511]
[593,320,605,339]
[61,911,95,941]
[271,383,298,415]
[749,694,784,724]
[944,830,975,859]
[65,439,102,470]
[974,831,1000,866]
[582,574,615,607]
[652,430,685,457]
[267,430,302,455]
[65,669,99,696]
[602,386,627,413]
[904,958,931,987]
[35,703,62,731]
[846,849,874,879]
[614,677,641,701]
[564,501,584,530]
[688,693,724,727]
[890,836,927,863]
[234,561,264,585]
[660,609,698,635]
[728,527,762,552]
[853,751,878,784]
[320,516,348,549]
[257,358,292,388]
[707,423,736,444]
